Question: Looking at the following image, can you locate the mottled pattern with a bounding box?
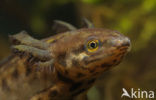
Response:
[0,21,130,100]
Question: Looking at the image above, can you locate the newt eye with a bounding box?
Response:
[87,40,99,52]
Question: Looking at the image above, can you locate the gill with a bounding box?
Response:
[46,19,94,43]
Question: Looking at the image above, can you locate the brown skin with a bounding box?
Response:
[0,27,130,100]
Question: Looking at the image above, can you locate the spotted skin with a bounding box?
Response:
[0,21,130,100]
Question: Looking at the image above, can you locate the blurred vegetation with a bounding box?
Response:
[0,0,156,100]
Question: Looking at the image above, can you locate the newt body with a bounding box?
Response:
[0,20,130,100]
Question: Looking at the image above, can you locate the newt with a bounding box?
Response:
[0,19,130,100]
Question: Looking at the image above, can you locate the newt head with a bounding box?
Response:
[50,28,130,81]
[81,28,131,68]
[0,19,131,99]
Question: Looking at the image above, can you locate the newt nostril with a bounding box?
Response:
[109,37,131,48]
[122,37,131,47]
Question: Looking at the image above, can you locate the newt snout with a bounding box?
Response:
[110,36,130,47]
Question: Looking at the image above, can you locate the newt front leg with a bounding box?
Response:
[30,83,70,100]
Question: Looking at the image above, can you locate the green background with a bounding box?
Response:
[0,0,156,100]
